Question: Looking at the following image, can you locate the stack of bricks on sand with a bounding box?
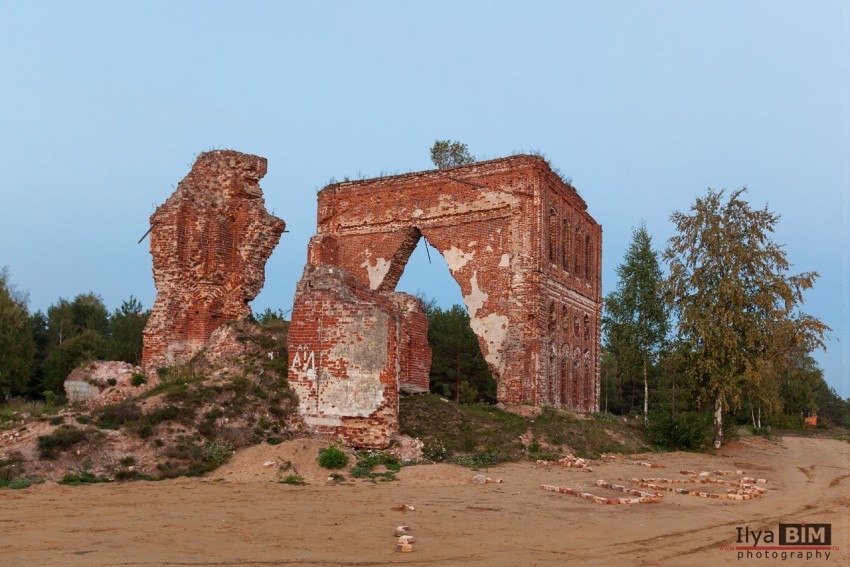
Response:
[142,150,285,371]
[289,155,603,447]
[633,460,665,468]
[541,481,662,505]
[631,474,768,500]
[535,454,592,469]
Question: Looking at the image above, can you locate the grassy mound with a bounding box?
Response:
[399,394,647,467]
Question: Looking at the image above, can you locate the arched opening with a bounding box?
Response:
[395,233,496,403]
[562,218,571,271]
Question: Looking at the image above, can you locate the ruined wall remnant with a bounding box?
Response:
[142,150,285,370]
[289,155,602,447]
[288,266,404,447]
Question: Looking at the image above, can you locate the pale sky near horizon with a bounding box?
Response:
[1,1,848,397]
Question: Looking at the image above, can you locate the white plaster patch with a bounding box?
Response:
[443,246,475,273]
[463,271,489,318]
[304,415,343,427]
[319,370,386,418]
[470,313,509,371]
[468,240,477,247]
[360,257,391,289]
[412,208,424,218]
[499,253,511,267]
[485,245,493,252]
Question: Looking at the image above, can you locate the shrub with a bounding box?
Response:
[59,472,109,486]
[646,411,711,451]
[106,378,117,387]
[279,474,306,486]
[131,372,147,387]
[9,477,32,489]
[38,426,88,459]
[96,403,142,429]
[318,445,349,469]
[202,441,234,469]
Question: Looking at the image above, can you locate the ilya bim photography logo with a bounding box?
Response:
[720,522,837,561]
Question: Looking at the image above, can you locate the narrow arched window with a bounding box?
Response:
[583,314,590,342]
[548,208,557,263]
[562,218,570,271]
[574,228,582,275]
[585,235,592,280]
[560,358,569,407]
[548,302,557,334]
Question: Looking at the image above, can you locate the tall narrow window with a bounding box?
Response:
[562,219,570,270]
[548,208,557,263]
[585,235,592,280]
[572,354,581,410]
[574,228,582,275]
[549,353,557,405]
[560,358,568,407]
[582,355,590,411]
[583,314,590,342]
[548,302,557,334]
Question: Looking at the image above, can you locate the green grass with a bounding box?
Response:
[399,395,648,466]
[351,451,402,481]
[0,398,54,427]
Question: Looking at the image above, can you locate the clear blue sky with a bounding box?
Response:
[1,1,847,397]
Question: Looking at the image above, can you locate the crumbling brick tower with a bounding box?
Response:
[289,155,601,446]
[142,150,286,370]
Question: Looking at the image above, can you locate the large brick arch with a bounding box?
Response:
[289,155,602,446]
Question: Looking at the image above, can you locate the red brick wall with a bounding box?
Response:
[288,266,409,448]
[309,155,601,409]
[393,293,431,393]
[290,155,602,446]
[142,150,285,370]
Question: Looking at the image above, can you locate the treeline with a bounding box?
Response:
[0,270,149,399]
[603,189,848,447]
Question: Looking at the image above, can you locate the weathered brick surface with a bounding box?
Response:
[142,150,285,370]
[288,266,409,448]
[290,155,602,445]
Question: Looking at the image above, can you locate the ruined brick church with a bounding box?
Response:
[143,151,602,448]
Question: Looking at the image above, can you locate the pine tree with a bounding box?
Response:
[603,224,668,422]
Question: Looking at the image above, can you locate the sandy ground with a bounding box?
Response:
[1,435,848,566]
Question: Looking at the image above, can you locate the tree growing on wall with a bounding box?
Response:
[430,140,476,169]
[662,188,828,447]
[603,223,668,423]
